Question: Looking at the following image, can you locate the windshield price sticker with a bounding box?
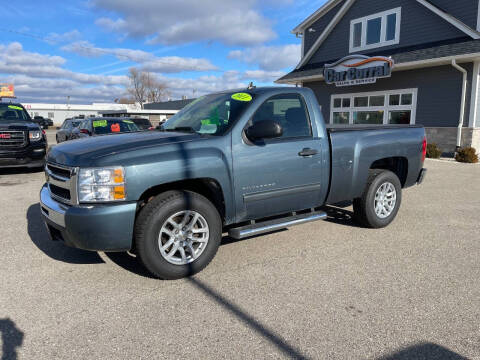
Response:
[93,120,107,128]
[231,93,252,102]
[8,105,23,110]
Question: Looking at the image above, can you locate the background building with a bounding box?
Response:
[278,0,480,153]
[21,103,139,126]
[19,99,194,127]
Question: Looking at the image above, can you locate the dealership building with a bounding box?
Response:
[277,0,480,153]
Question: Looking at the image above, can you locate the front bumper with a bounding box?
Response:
[39,184,137,252]
[0,144,47,168]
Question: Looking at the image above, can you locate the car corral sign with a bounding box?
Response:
[323,55,394,87]
[0,84,15,98]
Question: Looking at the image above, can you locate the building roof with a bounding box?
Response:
[143,99,195,111]
[277,38,480,83]
[294,0,480,70]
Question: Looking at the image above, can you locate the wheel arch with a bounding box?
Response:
[370,156,408,187]
[138,178,226,224]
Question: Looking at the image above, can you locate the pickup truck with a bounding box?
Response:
[40,87,427,279]
[0,103,48,168]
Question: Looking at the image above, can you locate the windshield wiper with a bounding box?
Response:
[164,126,197,133]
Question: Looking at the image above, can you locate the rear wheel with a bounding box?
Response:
[134,190,222,279]
[353,169,402,228]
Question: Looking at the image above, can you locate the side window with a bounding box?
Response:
[252,94,311,139]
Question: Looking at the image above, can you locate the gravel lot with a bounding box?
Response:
[0,158,479,359]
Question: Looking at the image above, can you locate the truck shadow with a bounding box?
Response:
[0,168,43,176]
[26,203,104,264]
[103,232,250,279]
[0,318,24,360]
[377,342,468,360]
[322,205,359,228]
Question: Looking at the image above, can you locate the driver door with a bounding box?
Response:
[232,93,323,220]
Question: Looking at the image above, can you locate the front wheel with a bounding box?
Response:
[134,190,222,279]
[353,169,402,228]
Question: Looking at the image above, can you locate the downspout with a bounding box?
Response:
[451,59,468,151]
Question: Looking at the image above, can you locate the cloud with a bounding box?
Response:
[62,41,218,73]
[242,70,286,82]
[92,0,276,46]
[0,42,128,87]
[152,71,247,99]
[45,30,82,45]
[0,42,66,67]
[5,75,126,104]
[228,44,301,71]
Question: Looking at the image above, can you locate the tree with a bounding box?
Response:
[127,68,169,108]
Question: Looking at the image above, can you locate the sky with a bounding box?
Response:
[0,0,327,104]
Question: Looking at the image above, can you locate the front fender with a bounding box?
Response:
[124,136,235,223]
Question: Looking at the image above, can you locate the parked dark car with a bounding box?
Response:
[0,103,47,168]
[69,117,140,140]
[41,87,427,279]
[32,116,53,129]
[128,117,153,130]
[56,118,82,143]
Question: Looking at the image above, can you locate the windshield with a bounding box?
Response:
[0,104,30,122]
[162,92,254,136]
[92,119,139,135]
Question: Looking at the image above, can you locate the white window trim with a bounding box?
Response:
[349,7,401,53]
[330,88,418,125]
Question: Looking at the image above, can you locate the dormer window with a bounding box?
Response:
[350,8,401,52]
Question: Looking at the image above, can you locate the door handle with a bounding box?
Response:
[298,148,318,157]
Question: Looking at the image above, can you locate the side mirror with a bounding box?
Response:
[245,120,283,141]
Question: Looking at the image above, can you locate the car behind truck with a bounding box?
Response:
[40,87,426,279]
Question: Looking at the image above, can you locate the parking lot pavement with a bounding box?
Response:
[44,129,57,146]
[0,159,479,359]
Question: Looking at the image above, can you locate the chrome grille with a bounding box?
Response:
[45,162,78,205]
[0,131,26,148]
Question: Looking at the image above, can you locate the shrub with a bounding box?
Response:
[455,147,479,163]
[426,143,442,158]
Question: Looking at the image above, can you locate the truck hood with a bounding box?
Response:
[0,121,40,131]
[47,131,204,166]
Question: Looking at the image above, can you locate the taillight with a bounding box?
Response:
[421,136,427,162]
[41,129,46,135]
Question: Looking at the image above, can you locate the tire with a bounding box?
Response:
[134,190,222,279]
[353,169,402,228]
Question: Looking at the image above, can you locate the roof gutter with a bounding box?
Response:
[451,59,468,150]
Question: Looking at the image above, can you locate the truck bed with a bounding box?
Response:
[325,125,425,204]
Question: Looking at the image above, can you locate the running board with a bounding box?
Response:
[228,211,327,240]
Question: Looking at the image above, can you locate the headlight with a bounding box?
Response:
[78,167,126,202]
[29,130,42,141]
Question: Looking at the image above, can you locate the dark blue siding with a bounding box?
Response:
[305,63,473,128]
[303,0,346,56]
[429,0,478,30]
[308,0,467,65]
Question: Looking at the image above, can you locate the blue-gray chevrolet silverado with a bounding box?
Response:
[40,87,427,279]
